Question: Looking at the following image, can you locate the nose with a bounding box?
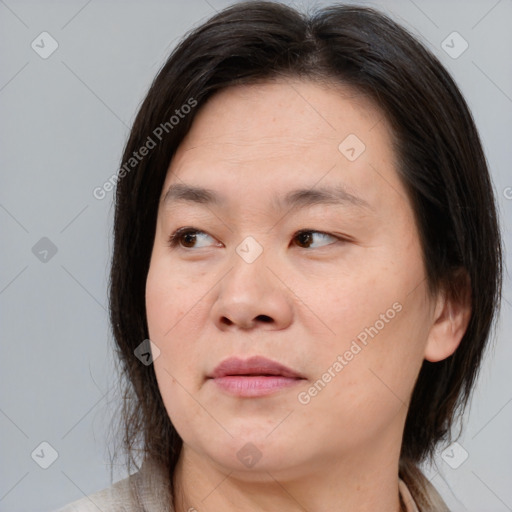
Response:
[211,248,294,332]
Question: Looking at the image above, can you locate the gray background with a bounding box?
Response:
[1,0,511,511]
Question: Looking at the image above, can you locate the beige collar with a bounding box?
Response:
[399,478,420,512]
[135,459,421,512]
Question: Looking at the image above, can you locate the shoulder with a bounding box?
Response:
[53,474,136,512]
[399,462,451,512]
[53,458,173,512]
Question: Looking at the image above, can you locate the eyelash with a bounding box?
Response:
[167,227,347,250]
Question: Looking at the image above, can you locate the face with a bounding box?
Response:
[145,79,438,480]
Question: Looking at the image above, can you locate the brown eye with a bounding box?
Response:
[180,231,198,248]
[168,228,216,249]
[295,231,314,248]
[293,230,339,249]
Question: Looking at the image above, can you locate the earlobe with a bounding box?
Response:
[424,271,472,363]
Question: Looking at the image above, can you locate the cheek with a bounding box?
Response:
[145,252,191,336]
[146,267,200,429]
[327,290,430,418]
[146,262,189,376]
[145,255,212,388]
[299,308,427,449]
[298,258,430,414]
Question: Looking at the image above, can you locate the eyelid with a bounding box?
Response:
[295,229,339,240]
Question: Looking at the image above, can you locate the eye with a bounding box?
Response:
[168,227,344,251]
[292,230,340,249]
[168,228,220,249]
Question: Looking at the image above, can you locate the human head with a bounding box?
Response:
[109,0,502,498]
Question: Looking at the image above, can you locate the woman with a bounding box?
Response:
[56,1,502,511]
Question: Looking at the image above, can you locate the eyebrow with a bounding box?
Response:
[162,183,372,212]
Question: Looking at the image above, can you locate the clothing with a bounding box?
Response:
[54,458,444,512]
[399,478,420,512]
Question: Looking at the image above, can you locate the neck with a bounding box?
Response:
[172,443,403,512]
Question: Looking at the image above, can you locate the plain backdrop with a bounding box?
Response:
[1,1,511,511]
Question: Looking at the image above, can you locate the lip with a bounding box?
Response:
[208,356,305,397]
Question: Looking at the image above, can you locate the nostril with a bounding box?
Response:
[219,315,272,327]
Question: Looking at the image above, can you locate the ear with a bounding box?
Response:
[424,269,472,362]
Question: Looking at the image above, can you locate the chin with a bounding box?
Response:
[189,431,307,477]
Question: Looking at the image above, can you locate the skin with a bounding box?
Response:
[145,78,471,512]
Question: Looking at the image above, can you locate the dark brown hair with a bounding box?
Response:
[109,1,502,506]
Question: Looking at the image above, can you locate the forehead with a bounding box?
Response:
[177,79,385,151]
[161,79,403,215]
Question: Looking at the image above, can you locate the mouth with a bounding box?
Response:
[208,356,305,397]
